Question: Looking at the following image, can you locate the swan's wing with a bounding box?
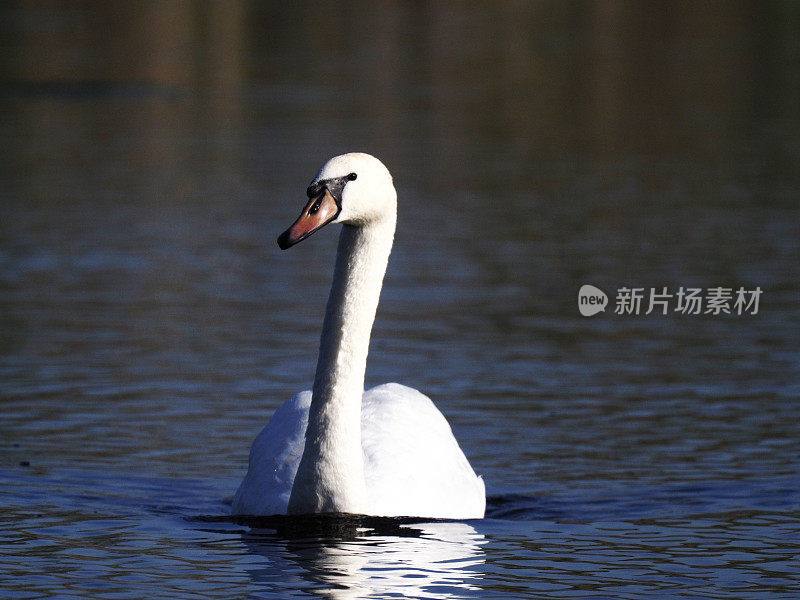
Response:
[231,391,311,515]
[361,383,486,519]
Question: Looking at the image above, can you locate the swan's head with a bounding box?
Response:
[278,153,396,249]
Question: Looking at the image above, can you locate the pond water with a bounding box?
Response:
[1,3,799,599]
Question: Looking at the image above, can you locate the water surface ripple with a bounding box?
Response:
[2,3,799,599]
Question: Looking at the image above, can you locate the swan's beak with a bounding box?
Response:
[277,189,340,250]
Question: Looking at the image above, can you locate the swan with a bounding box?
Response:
[232,153,485,519]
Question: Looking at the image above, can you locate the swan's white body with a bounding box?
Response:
[232,384,485,518]
[232,153,485,519]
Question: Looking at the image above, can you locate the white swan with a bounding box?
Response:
[232,153,485,519]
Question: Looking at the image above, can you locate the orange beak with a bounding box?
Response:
[277,188,341,249]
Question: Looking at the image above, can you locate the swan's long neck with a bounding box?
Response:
[288,215,396,514]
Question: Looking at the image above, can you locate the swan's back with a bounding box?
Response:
[232,384,485,519]
[361,383,485,519]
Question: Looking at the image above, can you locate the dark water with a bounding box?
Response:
[1,2,799,598]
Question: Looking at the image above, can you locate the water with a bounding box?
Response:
[1,2,799,598]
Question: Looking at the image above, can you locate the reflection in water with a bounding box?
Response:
[239,517,485,599]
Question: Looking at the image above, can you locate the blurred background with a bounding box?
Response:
[1,2,799,597]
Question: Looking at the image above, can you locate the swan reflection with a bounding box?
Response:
[240,518,485,599]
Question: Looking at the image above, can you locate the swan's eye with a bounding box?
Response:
[347,172,357,181]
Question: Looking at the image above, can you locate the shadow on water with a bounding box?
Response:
[215,512,438,538]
